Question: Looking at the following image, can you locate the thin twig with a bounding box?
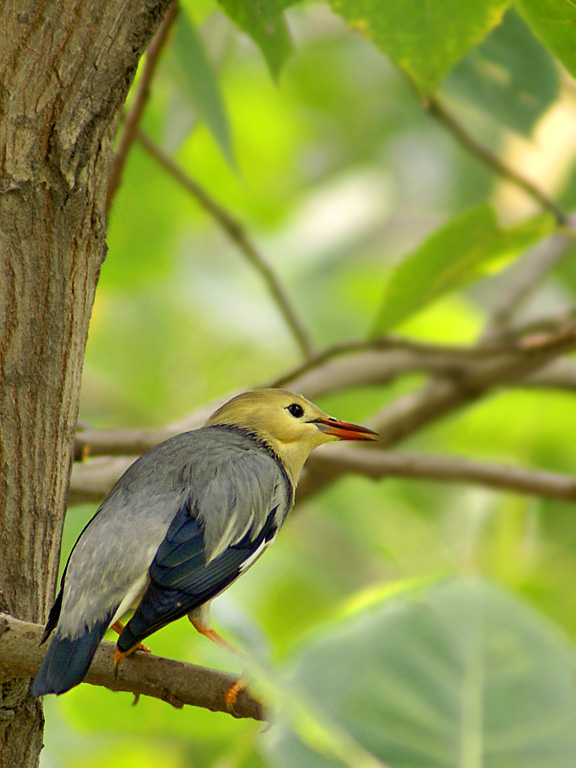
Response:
[135,128,315,359]
[427,96,568,225]
[0,614,264,721]
[106,1,179,216]
[484,232,576,337]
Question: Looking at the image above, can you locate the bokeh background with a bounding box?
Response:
[40,1,576,766]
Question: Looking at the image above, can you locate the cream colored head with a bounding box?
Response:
[205,388,378,484]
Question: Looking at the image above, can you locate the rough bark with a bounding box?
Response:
[0,1,172,765]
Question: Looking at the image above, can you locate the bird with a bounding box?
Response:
[32,388,378,699]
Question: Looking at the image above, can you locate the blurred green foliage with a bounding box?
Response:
[445,10,560,137]
[373,205,554,334]
[43,1,576,766]
[264,579,576,768]
[517,0,576,79]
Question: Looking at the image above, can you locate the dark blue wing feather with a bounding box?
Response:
[117,500,279,653]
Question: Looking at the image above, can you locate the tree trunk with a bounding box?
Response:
[0,1,172,764]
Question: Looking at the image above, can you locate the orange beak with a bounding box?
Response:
[313,416,379,442]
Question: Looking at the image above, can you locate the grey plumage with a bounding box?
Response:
[32,388,377,698]
[33,426,292,696]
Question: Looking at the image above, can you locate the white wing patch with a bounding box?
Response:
[206,509,255,562]
[109,572,150,627]
[239,533,276,574]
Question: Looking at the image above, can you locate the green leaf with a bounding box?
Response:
[327,0,513,97]
[166,8,234,164]
[445,9,559,137]
[217,0,301,79]
[373,206,554,334]
[517,0,576,79]
[265,578,576,768]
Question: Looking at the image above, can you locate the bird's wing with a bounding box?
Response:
[118,438,291,652]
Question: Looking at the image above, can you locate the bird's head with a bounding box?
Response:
[205,388,378,483]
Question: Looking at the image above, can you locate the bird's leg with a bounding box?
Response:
[110,621,152,678]
[189,619,242,656]
[189,617,250,711]
[110,620,151,653]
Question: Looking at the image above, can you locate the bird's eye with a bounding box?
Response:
[286,403,304,418]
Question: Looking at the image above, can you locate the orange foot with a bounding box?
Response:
[113,641,150,678]
[225,676,247,711]
[113,647,127,678]
[110,620,151,655]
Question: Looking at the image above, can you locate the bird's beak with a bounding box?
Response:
[313,416,379,442]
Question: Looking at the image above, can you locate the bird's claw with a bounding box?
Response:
[136,642,151,654]
[225,675,247,713]
[113,648,126,678]
[113,641,149,678]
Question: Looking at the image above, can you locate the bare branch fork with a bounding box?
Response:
[0,614,265,721]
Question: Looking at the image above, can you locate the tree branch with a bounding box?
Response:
[269,327,573,394]
[302,446,576,502]
[523,358,576,392]
[73,340,515,460]
[68,442,576,507]
[135,128,315,360]
[0,614,264,721]
[69,457,136,504]
[427,96,568,225]
[271,335,524,390]
[105,1,179,216]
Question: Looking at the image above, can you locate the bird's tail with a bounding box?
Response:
[32,617,111,696]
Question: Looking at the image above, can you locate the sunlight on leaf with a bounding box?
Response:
[373,206,555,334]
